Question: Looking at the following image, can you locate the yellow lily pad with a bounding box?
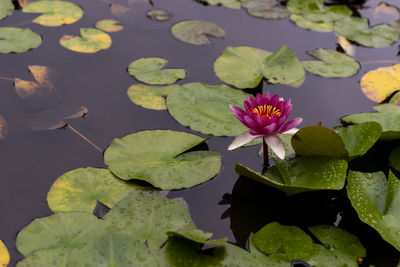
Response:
[360,63,400,103]
[95,19,124,33]
[14,65,53,99]
[127,84,181,110]
[22,0,83,27]
[0,240,10,267]
[59,28,112,53]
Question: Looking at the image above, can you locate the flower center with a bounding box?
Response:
[252,105,282,119]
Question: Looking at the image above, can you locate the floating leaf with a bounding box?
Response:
[196,0,241,9]
[167,228,228,245]
[59,28,112,53]
[347,170,400,251]
[262,45,305,87]
[242,0,290,19]
[95,19,124,32]
[337,35,356,57]
[236,157,348,195]
[214,46,272,88]
[14,65,53,99]
[360,63,400,103]
[171,20,225,45]
[166,82,247,136]
[128,57,186,85]
[390,91,400,104]
[0,27,42,53]
[127,84,181,110]
[389,147,400,171]
[0,0,13,21]
[47,167,152,213]
[22,0,83,27]
[253,222,314,260]
[374,103,400,113]
[334,17,399,48]
[110,3,130,17]
[0,240,9,267]
[290,14,332,32]
[104,130,221,190]
[302,48,360,78]
[0,115,8,139]
[147,9,173,21]
[373,2,400,22]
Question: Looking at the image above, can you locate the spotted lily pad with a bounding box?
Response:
[334,17,400,48]
[242,0,290,19]
[127,84,181,110]
[59,28,112,53]
[167,228,228,245]
[0,0,13,21]
[347,171,400,251]
[47,167,151,213]
[95,19,124,32]
[147,9,173,21]
[214,46,272,88]
[166,82,247,136]
[128,57,186,85]
[236,156,348,195]
[0,240,9,267]
[0,27,42,53]
[302,49,360,78]
[197,0,241,9]
[22,0,83,27]
[171,20,225,45]
[104,130,222,190]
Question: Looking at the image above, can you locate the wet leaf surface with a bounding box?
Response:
[59,28,112,53]
[0,0,13,21]
[171,20,225,45]
[14,65,53,99]
[0,27,42,53]
[27,106,88,130]
[167,228,228,245]
[0,115,8,139]
[128,57,186,85]
[95,19,124,32]
[104,130,222,190]
[147,9,173,21]
[22,0,83,27]
[127,84,181,110]
[166,82,247,136]
[0,240,9,267]
[242,0,290,19]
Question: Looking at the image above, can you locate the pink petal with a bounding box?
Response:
[230,105,246,123]
[270,94,279,107]
[261,123,277,135]
[243,116,259,130]
[264,135,285,160]
[244,100,252,114]
[228,131,257,151]
[278,117,303,133]
[256,93,263,106]
[262,91,271,103]
[246,94,256,107]
[282,128,299,136]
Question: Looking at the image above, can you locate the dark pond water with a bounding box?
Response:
[1,0,400,265]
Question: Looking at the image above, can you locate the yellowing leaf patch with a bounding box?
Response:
[14,65,53,99]
[59,28,112,53]
[0,240,10,266]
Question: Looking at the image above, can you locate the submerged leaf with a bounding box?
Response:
[242,0,290,19]
[197,0,241,9]
[22,0,83,27]
[147,9,173,21]
[27,106,88,130]
[171,20,225,45]
[0,115,8,139]
[0,27,42,53]
[127,84,181,110]
[95,19,124,32]
[14,65,53,99]
[59,28,112,53]
[0,240,9,267]
[0,0,13,21]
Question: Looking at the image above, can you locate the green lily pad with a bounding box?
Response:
[47,167,151,213]
[236,157,348,195]
[290,13,333,32]
[167,228,228,245]
[171,20,225,45]
[291,125,348,158]
[166,82,247,136]
[22,0,83,27]
[342,112,400,141]
[95,19,124,32]
[127,84,181,110]
[59,28,112,53]
[347,170,400,251]
[102,192,196,248]
[242,0,290,19]
[262,45,305,87]
[17,247,68,267]
[390,91,400,104]
[214,46,272,89]
[389,147,400,171]
[0,0,13,21]
[197,0,241,9]
[128,57,186,85]
[253,222,314,260]
[334,17,400,48]
[249,233,291,266]
[374,103,400,113]
[146,9,173,21]
[302,49,360,78]
[0,27,42,53]
[104,130,221,190]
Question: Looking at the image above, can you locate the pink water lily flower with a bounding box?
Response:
[228,92,302,160]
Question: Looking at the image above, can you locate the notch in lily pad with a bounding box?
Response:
[127,84,181,110]
[60,28,112,53]
[95,19,124,32]
[13,65,54,99]
[171,20,225,45]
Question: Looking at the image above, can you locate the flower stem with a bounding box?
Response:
[263,138,269,168]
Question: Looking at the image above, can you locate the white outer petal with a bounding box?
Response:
[228,131,257,151]
[282,128,299,136]
[264,135,285,160]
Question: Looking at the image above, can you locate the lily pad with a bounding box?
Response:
[171,20,225,45]
[390,92,400,104]
[104,130,222,190]
[0,27,42,53]
[334,17,400,48]
[0,0,13,21]
[290,14,333,32]
[253,222,314,260]
[0,240,9,267]
[95,19,124,32]
[389,147,400,171]
[214,46,272,88]
[347,170,400,251]
[127,84,181,110]
[302,49,360,78]
[0,115,8,139]
[146,9,173,21]
[14,65,53,99]
[242,0,290,20]
[22,0,83,27]
[249,234,291,266]
[236,157,348,195]
[374,103,400,113]
[262,45,305,87]
[128,57,186,85]
[47,167,151,213]
[59,28,112,53]
[360,63,400,103]
[167,228,228,245]
[166,82,247,136]
[197,0,241,9]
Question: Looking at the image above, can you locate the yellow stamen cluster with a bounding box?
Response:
[252,105,282,119]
